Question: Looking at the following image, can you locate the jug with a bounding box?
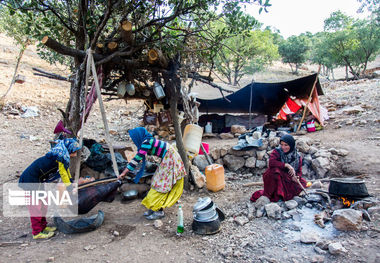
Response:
[153,82,165,100]
[205,122,212,133]
[182,124,203,154]
[205,164,225,192]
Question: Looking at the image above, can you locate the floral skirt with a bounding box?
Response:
[141,145,186,211]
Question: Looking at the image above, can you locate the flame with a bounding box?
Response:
[340,197,354,207]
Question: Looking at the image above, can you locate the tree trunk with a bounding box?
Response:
[289,63,294,73]
[331,68,335,81]
[163,70,190,190]
[345,65,348,80]
[65,67,84,135]
[1,43,27,99]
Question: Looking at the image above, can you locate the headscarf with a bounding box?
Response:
[276,134,300,171]
[46,138,81,169]
[128,127,153,183]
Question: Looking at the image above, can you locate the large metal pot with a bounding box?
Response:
[328,178,369,198]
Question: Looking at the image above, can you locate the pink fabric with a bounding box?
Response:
[28,201,48,235]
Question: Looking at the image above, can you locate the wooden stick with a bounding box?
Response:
[296,66,321,132]
[243,181,264,187]
[78,178,118,190]
[200,143,213,166]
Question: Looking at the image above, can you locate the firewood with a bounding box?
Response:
[120,20,133,45]
[107,41,118,52]
[243,182,264,187]
[147,48,168,68]
[95,43,104,54]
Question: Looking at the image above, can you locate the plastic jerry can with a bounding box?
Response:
[205,164,225,192]
[182,124,203,154]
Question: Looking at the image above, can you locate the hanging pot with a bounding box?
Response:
[328,178,369,198]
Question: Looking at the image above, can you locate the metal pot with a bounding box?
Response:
[193,204,217,222]
[122,189,138,201]
[192,216,221,235]
[328,178,369,198]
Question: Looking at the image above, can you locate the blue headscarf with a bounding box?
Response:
[129,127,153,183]
[276,134,300,170]
[46,138,81,169]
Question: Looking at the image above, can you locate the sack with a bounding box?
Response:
[306,120,316,132]
[143,111,158,125]
[158,110,172,126]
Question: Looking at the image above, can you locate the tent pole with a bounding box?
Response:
[296,66,321,132]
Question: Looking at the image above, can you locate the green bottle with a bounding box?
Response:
[177,205,184,234]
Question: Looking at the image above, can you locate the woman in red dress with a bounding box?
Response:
[251,134,307,202]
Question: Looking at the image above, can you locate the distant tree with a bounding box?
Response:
[278,35,310,74]
[323,11,380,79]
[310,32,337,80]
[213,26,279,86]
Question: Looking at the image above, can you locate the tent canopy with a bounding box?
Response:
[197,74,323,116]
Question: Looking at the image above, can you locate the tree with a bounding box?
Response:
[1,0,271,186]
[278,35,310,74]
[212,20,279,86]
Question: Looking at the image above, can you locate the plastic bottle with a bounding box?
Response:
[177,205,184,234]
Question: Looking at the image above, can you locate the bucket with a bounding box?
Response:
[307,120,316,132]
[198,142,209,155]
[183,124,203,154]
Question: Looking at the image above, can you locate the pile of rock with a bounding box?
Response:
[193,126,349,180]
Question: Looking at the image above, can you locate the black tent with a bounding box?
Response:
[197,74,323,116]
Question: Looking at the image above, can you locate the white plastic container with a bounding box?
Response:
[182,124,203,154]
[205,122,212,133]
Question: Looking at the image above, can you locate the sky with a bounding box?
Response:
[245,0,371,38]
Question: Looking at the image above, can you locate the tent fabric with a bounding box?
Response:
[54,210,104,234]
[197,74,323,116]
[276,98,302,121]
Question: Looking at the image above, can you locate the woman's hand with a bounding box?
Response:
[118,168,129,179]
[285,163,296,178]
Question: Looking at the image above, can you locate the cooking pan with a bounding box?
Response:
[328,178,369,198]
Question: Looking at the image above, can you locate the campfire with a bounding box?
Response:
[339,197,354,208]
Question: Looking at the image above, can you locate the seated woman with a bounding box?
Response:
[251,134,307,202]
[119,127,186,220]
[19,138,81,239]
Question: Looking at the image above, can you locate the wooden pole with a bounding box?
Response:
[90,53,120,177]
[296,66,321,132]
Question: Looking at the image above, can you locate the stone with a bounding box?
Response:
[256,160,267,169]
[269,137,280,148]
[332,209,363,231]
[219,133,234,139]
[345,119,354,125]
[154,219,163,228]
[228,148,256,157]
[245,157,257,168]
[316,240,330,250]
[300,230,320,243]
[310,181,323,189]
[310,255,325,263]
[223,155,245,171]
[256,150,266,160]
[293,196,306,206]
[256,206,266,218]
[367,206,380,216]
[47,257,55,262]
[312,157,330,178]
[234,216,249,226]
[314,246,327,255]
[210,148,221,160]
[215,158,224,165]
[309,146,318,155]
[296,140,310,153]
[337,149,349,156]
[220,147,229,157]
[254,195,270,209]
[113,231,119,236]
[265,203,282,219]
[193,155,209,172]
[342,106,365,114]
[328,242,347,255]
[285,200,298,210]
[190,165,206,188]
[231,125,247,134]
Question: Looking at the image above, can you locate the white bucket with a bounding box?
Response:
[183,124,203,154]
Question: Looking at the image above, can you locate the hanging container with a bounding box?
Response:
[126,83,135,96]
[153,82,165,100]
[205,164,225,192]
[182,124,203,154]
[117,81,127,98]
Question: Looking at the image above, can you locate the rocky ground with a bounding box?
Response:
[0,34,379,263]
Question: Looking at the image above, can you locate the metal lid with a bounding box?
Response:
[193,197,212,212]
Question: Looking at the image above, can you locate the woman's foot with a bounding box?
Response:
[33,231,55,240]
[143,209,154,217]
[145,210,165,220]
[43,226,57,233]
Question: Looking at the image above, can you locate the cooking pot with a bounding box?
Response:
[192,216,221,235]
[193,204,217,222]
[328,178,369,198]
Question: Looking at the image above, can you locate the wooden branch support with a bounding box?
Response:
[147,49,168,68]
[296,66,321,132]
[78,177,118,190]
[107,41,118,52]
[120,20,133,45]
[243,181,264,187]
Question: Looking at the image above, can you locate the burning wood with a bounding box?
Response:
[340,197,354,208]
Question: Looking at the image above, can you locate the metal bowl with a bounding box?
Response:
[193,204,217,222]
[122,189,138,201]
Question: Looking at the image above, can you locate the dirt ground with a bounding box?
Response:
[0,34,379,263]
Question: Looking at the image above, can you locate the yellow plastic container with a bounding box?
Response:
[182,124,203,154]
[205,164,225,192]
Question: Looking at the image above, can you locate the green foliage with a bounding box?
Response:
[278,35,310,73]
